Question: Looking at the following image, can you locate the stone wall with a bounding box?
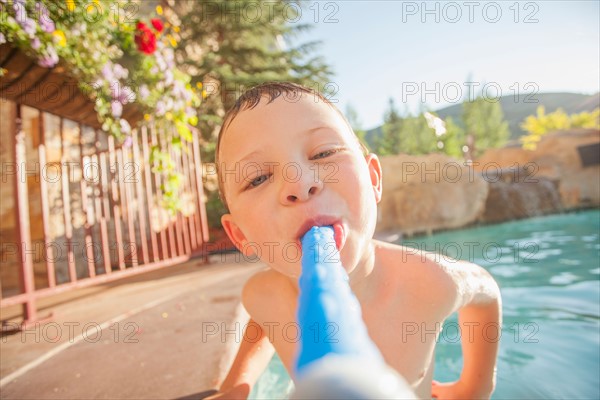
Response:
[376,129,599,237]
[377,153,489,236]
[478,174,562,224]
[477,129,600,210]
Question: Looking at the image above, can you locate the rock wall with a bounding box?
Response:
[478,172,562,224]
[377,129,599,236]
[477,129,600,211]
[377,154,489,236]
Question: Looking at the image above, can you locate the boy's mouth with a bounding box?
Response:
[296,217,345,251]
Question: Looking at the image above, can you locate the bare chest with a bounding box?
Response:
[362,299,441,385]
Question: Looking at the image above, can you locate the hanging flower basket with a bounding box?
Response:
[0,43,143,128]
[0,0,200,141]
[0,0,203,211]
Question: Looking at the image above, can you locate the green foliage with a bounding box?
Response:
[206,191,227,229]
[168,0,333,227]
[398,113,439,155]
[521,106,570,136]
[171,0,333,163]
[372,99,439,156]
[375,98,403,155]
[1,0,201,213]
[370,93,510,160]
[462,97,510,158]
[520,106,600,150]
[570,108,600,129]
[438,116,465,158]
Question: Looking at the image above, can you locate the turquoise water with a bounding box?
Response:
[250,210,600,399]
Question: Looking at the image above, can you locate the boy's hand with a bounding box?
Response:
[431,379,493,400]
[206,318,273,400]
[435,260,501,400]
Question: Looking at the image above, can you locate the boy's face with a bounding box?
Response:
[220,94,382,278]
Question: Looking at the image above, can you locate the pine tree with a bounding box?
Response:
[374,100,442,156]
[398,113,438,155]
[462,96,510,159]
[167,0,333,162]
[375,98,402,155]
[439,116,465,158]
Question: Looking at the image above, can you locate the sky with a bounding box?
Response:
[290,0,600,129]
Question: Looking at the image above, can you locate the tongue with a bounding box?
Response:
[332,223,344,250]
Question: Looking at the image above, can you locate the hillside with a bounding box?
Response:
[364,92,600,148]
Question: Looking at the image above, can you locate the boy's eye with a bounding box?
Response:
[311,148,342,160]
[247,174,269,189]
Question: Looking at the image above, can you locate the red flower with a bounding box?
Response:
[151,18,164,33]
[135,24,157,54]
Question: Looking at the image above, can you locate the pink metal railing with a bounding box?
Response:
[0,103,210,327]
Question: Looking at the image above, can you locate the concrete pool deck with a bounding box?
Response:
[0,253,264,399]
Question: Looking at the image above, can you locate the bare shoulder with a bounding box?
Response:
[373,240,461,317]
[374,239,499,314]
[241,269,297,324]
[374,239,459,283]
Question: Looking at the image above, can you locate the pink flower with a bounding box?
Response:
[123,135,133,148]
[38,46,58,68]
[111,101,123,118]
[36,2,55,33]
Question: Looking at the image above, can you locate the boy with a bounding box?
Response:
[210,82,501,399]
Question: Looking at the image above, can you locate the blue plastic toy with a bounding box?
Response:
[294,225,383,374]
[291,226,415,399]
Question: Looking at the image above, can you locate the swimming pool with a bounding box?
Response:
[249,210,600,399]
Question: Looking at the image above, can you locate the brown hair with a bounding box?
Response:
[215,81,368,210]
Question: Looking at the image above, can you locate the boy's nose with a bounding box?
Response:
[280,171,323,205]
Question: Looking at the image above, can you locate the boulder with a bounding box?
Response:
[377,154,489,236]
[477,129,600,209]
[478,171,562,223]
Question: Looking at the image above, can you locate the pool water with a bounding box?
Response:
[249,210,600,399]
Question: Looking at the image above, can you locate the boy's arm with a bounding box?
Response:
[207,319,274,399]
[432,260,502,400]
